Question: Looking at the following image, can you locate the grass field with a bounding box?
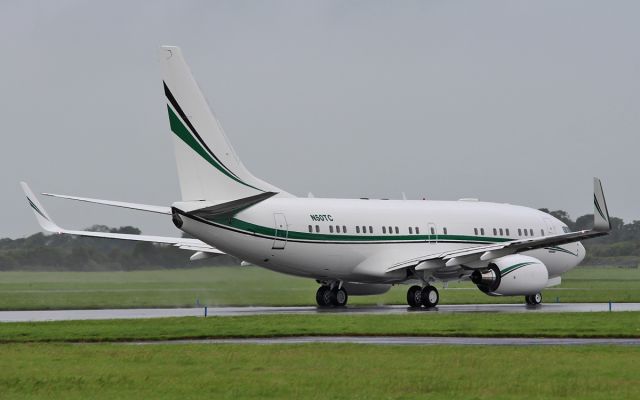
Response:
[1,312,639,342]
[1,268,639,400]
[0,265,638,310]
[0,343,638,399]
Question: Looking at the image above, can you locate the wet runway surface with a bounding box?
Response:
[1,302,639,322]
[127,336,640,346]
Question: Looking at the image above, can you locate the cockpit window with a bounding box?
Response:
[562,226,570,233]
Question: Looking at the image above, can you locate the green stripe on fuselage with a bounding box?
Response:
[204,215,513,244]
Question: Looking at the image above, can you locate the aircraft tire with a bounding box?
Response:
[530,292,542,305]
[406,285,423,308]
[525,293,542,305]
[330,287,348,307]
[316,286,332,307]
[421,286,439,308]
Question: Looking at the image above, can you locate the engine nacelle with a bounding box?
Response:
[470,255,549,296]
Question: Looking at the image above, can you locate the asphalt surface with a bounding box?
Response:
[127,336,640,346]
[1,302,639,322]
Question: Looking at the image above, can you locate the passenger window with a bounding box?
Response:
[308,225,312,233]
[362,226,366,233]
[430,227,435,235]
[329,226,334,233]
[415,227,420,234]
[382,226,386,234]
[369,226,373,234]
[481,228,485,235]
[524,229,528,237]
[443,227,447,235]
[343,225,347,233]
[493,228,497,236]
[315,225,320,233]
[499,228,503,236]
[541,229,545,236]
[395,227,399,234]
[409,227,413,234]
[356,226,360,234]
[506,228,510,236]
[530,229,534,236]
[518,228,521,236]
[474,228,478,235]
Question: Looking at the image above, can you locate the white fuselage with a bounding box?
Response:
[175,197,585,284]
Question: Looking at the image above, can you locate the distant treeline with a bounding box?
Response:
[1,210,639,271]
[0,225,239,271]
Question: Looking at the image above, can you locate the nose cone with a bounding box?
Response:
[577,242,586,264]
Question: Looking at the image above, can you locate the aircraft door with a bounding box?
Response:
[272,213,288,250]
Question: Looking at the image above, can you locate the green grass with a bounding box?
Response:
[1,312,639,342]
[0,343,638,399]
[0,265,639,310]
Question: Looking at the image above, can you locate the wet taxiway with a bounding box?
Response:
[1,302,639,322]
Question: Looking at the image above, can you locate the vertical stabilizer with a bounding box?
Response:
[159,46,290,201]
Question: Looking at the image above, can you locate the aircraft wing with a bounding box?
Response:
[42,192,171,214]
[21,182,223,255]
[387,178,611,273]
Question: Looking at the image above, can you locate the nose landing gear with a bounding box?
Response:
[525,292,542,306]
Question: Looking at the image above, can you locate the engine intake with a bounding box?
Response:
[471,255,549,296]
[470,265,501,292]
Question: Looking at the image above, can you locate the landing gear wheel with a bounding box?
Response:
[330,287,348,307]
[525,292,542,306]
[421,286,439,308]
[407,285,423,308]
[316,286,332,307]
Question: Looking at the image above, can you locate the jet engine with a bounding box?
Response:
[470,254,548,296]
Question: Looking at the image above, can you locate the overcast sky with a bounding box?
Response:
[1,1,639,239]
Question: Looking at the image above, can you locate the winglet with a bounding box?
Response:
[20,182,61,233]
[593,177,611,232]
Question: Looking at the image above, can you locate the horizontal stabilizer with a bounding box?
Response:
[187,191,277,220]
[42,192,171,215]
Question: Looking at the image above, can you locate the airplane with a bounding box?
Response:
[21,46,611,308]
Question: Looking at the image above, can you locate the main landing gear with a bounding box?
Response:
[407,285,439,308]
[316,285,348,307]
[525,292,542,306]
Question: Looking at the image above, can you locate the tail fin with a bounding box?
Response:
[159,46,290,201]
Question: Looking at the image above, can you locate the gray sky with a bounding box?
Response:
[1,0,639,239]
